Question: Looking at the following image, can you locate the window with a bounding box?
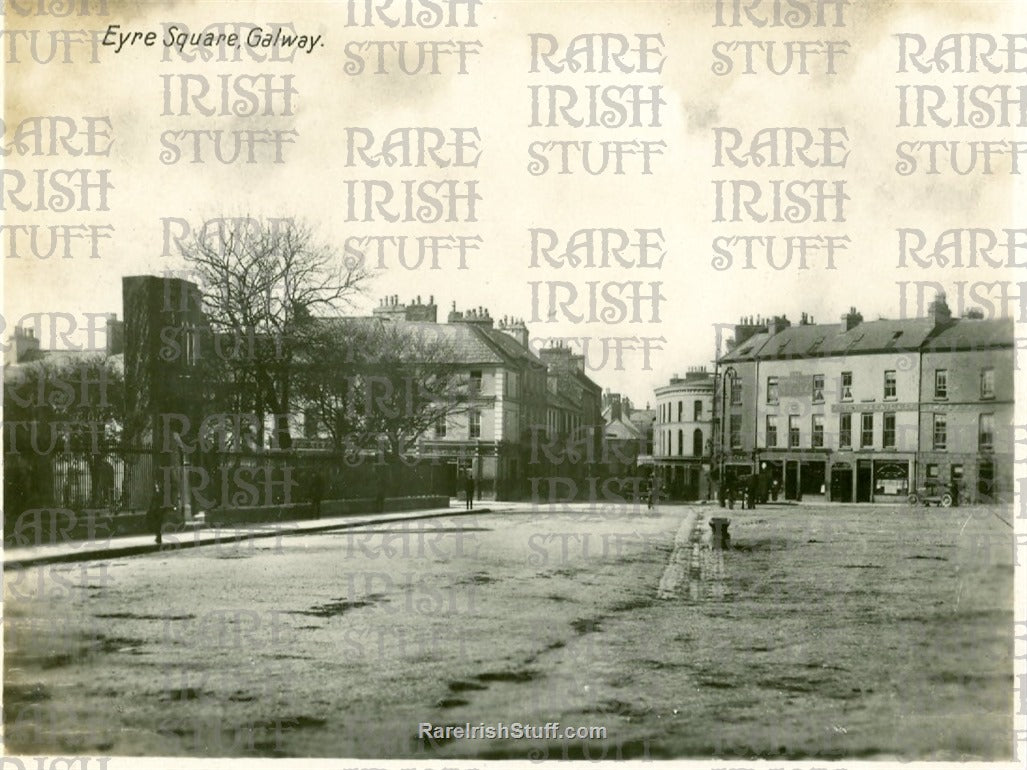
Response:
[932,413,946,450]
[860,413,874,448]
[470,370,483,396]
[678,401,683,422]
[766,415,778,448]
[694,400,703,420]
[766,377,779,404]
[730,414,742,448]
[980,368,995,399]
[812,374,824,403]
[884,370,896,400]
[469,409,481,439]
[979,413,994,451]
[788,415,800,448]
[811,414,824,448]
[934,369,947,399]
[839,413,852,448]
[693,429,704,456]
[730,379,742,405]
[678,429,684,456]
[435,416,447,438]
[841,371,853,401]
[952,464,964,481]
[926,463,940,479]
[883,412,896,448]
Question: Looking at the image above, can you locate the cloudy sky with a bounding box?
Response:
[4,0,1022,405]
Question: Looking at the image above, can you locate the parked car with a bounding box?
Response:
[907,481,957,508]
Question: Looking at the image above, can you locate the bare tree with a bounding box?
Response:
[178,217,371,449]
[295,319,469,459]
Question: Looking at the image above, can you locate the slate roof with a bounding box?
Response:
[923,318,1014,352]
[314,316,545,368]
[604,417,642,440]
[719,316,1012,363]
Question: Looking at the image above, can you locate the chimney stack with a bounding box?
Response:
[842,306,863,332]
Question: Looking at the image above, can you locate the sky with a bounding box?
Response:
[4,0,1023,407]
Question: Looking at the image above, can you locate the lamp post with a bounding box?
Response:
[719,366,736,492]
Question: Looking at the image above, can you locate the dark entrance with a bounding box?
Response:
[856,460,873,502]
[800,461,826,497]
[831,463,852,502]
[977,459,994,500]
[784,460,799,500]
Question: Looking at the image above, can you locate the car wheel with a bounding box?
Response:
[941,493,953,508]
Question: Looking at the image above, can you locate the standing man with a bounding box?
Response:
[147,481,166,547]
[465,471,475,510]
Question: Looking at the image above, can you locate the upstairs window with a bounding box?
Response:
[860,413,874,448]
[841,371,853,401]
[980,368,995,399]
[934,369,948,400]
[884,370,897,400]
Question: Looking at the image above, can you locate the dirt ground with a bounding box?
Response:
[3,502,1016,759]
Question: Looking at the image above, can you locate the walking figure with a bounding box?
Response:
[146,481,166,547]
[464,472,475,510]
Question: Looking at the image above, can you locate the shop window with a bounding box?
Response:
[926,463,940,479]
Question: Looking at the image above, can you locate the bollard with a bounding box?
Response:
[709,517,731,550]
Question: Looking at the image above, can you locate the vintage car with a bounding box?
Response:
[907,481,957,508]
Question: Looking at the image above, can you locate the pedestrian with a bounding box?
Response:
[771,478,779,502]
[309,468,325,520]
[146,481,165,547]
[726,477,735,510]
[464,472,475,510]
[646,479,655,510]
[748,474,758,510]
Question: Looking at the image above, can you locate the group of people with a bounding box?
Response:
[718,474,779,510]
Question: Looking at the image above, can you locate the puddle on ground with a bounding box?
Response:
[94,612,196,620]
[287,593,387,618]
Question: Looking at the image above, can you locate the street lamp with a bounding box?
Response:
[719,366,736,492]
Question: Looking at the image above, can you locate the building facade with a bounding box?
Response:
[653,368,715,500]
[716,297,1014,504]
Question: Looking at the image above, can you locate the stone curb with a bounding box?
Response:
[3,507,496,570]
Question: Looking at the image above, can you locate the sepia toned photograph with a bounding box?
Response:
[2,0,1024,766]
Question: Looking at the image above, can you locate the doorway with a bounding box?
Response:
[856,460,873,502]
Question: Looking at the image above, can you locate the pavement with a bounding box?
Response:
[2,503,509,569]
